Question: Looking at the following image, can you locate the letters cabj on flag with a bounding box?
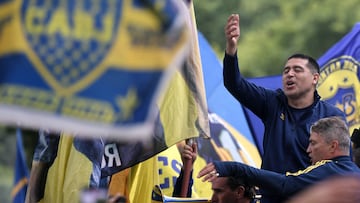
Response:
[0,0,190,140]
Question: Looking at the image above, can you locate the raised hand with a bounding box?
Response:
[225,14,240,56]
[197,162,219,182]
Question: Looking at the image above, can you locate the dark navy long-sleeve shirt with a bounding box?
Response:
[223,53,346,173]
[215,156,360,202]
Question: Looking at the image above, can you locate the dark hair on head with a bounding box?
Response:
[351,128,360,148]
[288,53,320,74]
[353,148,360,168]
[227,176,256,199]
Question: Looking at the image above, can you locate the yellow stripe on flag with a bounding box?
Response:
[11,177,28,198]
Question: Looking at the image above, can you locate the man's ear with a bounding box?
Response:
[330,140,339,152]
[313,73,320,85]
[236,186,246,199]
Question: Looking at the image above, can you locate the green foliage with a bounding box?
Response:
[194,0,360,77]
[0,126,38,203]
[0,166,13,203]
[0,128,16,165]
[0,126,16,203]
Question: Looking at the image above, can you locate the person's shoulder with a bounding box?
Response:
[317,99,335,107]
[317,100,344,114]
[275,89,287,101]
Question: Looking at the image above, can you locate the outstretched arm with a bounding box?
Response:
[198,161,287,194]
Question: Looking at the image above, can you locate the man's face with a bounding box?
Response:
[211,177,245,203]
[282,58,318,100]
[307,132,332,164]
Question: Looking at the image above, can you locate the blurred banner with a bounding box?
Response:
[0,0,190,140]
[317,22,360,134]
[243,23,360,154]
[11,129,29,203]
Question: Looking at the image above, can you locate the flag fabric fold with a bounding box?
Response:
[39,134,104,203]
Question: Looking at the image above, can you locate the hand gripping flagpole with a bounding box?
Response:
[180,138,195,197]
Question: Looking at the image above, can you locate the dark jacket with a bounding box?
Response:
[215,156,360,203]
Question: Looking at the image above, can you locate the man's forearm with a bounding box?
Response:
[25,161,50,203]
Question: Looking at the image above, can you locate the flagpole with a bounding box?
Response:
[180,138,195,197]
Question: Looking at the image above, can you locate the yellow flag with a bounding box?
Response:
[41,136,94,203]
[107,1,210,202]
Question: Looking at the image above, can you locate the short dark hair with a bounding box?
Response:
[351,128,360,148]
[288,53,320,74]
[353,148,360,168]
[227,176,256,199]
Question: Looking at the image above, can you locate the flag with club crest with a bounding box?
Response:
[0,0,190,140]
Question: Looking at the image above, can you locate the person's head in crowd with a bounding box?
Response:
[351,128,360,167]
[211,176,256,203]
[351,128,360,149]
[307,116,350,164]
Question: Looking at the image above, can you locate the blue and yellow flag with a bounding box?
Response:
[317,23,360,133]
[101,0,209,177]
[12,129,29,203]
[106,1,210,202]
[0,0,190,140]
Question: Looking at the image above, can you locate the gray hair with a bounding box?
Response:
[310,116,350,152]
